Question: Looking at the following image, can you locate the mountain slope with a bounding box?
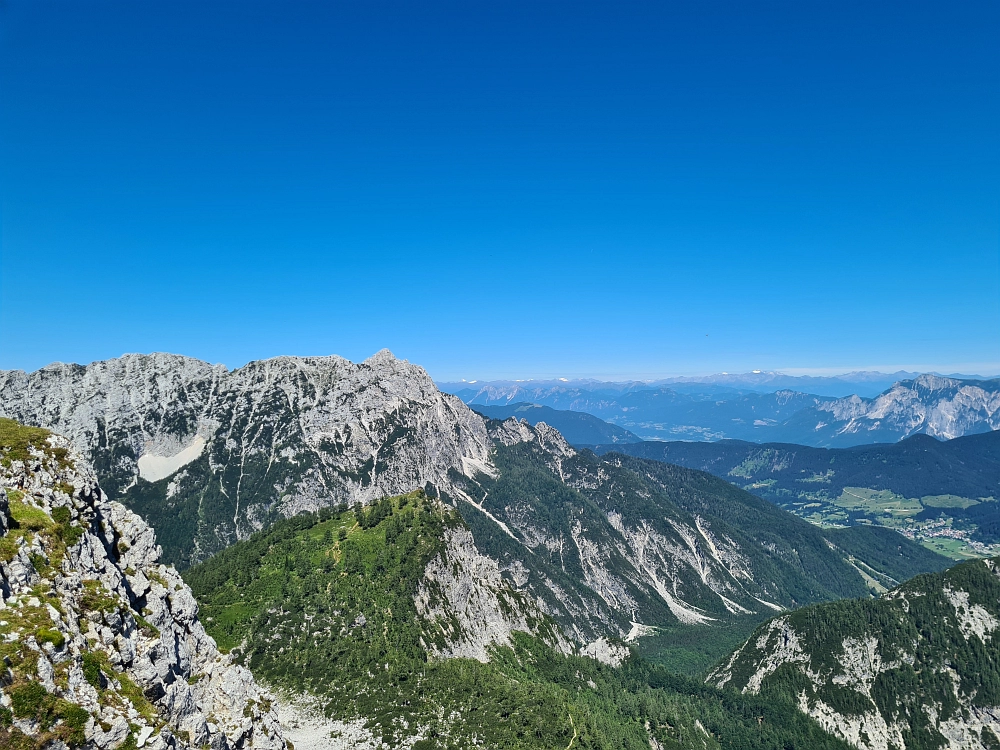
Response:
[592,431,1000,556]
[592,431,1000,501]
[446,419,921,647]
[0,354,953,671]
[709,556,1000,750]
[470,402,642,445]
[184,489,853,750]
[0,351,491,568]
[0,418,284,750]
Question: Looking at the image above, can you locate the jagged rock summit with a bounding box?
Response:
[0,350,491,567]
[0,418,285,750]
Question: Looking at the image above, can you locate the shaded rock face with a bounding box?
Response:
[0,424,285,750]
[708,557,1000,750]
[0,350,491,567]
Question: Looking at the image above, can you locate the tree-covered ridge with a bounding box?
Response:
[710,556,1000,750]
[184,494,853,749]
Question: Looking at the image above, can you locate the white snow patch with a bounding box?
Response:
[137,436,206,482]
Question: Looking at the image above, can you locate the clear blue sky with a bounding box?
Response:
[2,1,998,380]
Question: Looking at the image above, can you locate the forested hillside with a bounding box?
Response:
[710,556,1000,750]
[595,431,1000,558]
[184,493,853,750]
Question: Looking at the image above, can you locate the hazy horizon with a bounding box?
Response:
[3,348,998,385]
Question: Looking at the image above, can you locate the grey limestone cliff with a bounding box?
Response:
[0,350,491,567]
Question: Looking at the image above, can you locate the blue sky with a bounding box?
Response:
[2,1,998,380]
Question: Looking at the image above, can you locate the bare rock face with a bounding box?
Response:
[816,374,1000,442]
[415,524,570,662]
[0,420,285,750]
[0,350,491,567]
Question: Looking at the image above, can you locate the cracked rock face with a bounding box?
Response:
[0,421,285,750]
[0,350,491,567]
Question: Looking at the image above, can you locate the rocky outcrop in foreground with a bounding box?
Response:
[0,418,285,749]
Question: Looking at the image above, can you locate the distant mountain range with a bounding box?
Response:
[441,369,995,399]
[443,374,1000,446]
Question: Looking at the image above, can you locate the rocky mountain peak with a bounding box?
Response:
[0,352,493,567]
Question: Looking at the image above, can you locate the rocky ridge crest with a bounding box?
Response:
[708,556,1000,750]
[0,351,491,567]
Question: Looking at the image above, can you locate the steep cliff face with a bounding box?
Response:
[0,418,285,750]
[709,557,1000,750]
[415,524,570,662]
[0,351,491,567]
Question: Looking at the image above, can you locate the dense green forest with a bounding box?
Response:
[184,493,852,749]
[592,430,1000,502]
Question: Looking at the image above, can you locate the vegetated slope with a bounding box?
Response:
[0,418,284,750]
[592,431,1000,553]
[592,431,1000,501]
[470,402,642,445]
[0,351,491,568]
[709,556,1000,750]
[449,375,1000,446]
[603,453,951,591]
[184,493,853,750]
[822,525,953,589]
[444,419,930,660]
